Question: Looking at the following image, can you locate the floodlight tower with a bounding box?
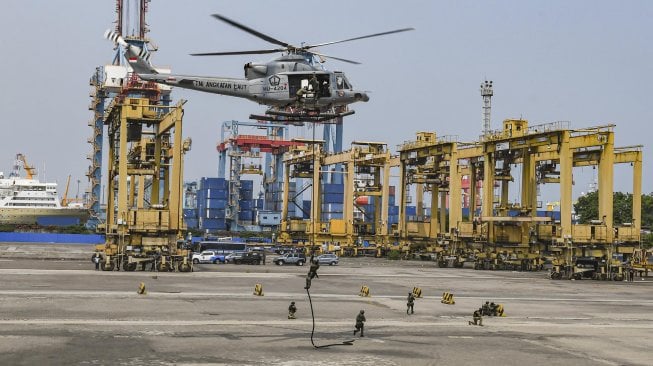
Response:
[480,80,493,136]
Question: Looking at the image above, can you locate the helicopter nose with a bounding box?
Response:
[355,92,370,102]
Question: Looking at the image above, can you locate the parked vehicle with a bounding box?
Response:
[194,240,246,254]
[234,251,263,265]
[317,253,339,266]
[271,246,295,255]
[192,251,225,264]
[225,251,246,263]
[274,253,306,266]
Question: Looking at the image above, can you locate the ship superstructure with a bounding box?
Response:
[0,155,88,225]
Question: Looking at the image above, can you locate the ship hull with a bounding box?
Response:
[0,208,90,225]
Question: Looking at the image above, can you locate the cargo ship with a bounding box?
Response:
[0,156,89,226]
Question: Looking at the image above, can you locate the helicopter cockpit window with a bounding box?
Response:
[336,75,350,90]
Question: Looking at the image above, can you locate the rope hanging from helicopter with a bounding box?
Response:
[302,122,353,349]
[305,251,355,349]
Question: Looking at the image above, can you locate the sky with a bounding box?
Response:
[0,0,651,204]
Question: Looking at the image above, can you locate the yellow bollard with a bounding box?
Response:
[440,292,455,305]
[359,285,371,297]
[253,283,264,296]
[137,282,147,295]
[496,304,505,317]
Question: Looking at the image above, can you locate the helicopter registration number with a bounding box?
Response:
[263,85,288,92]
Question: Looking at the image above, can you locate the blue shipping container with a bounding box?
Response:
[239,189,254,200]
[537,210,561,221]
[205,208,226,219]
[200,177,227,190]
[323,184,344,194]
[321,203,343,213]
[240,180,254,190]
[389,205,399,215]
[323,193,343,203]
[185,218,199,229]
[238,210,254,221]
[205,188,228,199]
[239,200,254,210]
[302,200,311,219]
[205,198,226,209]
[201,218,226,230]
[183,208,198,218]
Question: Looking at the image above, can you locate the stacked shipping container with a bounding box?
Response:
[197,177,228,231]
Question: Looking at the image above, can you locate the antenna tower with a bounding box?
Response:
[480,80,493,135]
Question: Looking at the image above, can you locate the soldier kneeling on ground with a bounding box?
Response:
[468,308,483,326]
[490,302,499,316]
[481,301,491,316]
[288,301,297,319]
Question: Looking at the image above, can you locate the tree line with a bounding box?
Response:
[574,191,653,245]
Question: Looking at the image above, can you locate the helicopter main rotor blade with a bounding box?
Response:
[306,28,415,49]
[190,49,283,56]
[212,14,292,48]
[309,51,361,65]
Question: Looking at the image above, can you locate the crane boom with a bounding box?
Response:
[16,153,36,179]
[61,175,71,207]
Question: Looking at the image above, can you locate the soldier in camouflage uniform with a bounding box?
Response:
[407,292,415,315]
[482,301,491,316]
[490,302,498,316]
[309,73,320,99]
[353,310,366,337]
[304,256,320,290]
[288,301,297,319]
[469,308,483,326]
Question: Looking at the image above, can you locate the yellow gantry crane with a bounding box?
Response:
[95,96,192,272]
[277,118,644,282]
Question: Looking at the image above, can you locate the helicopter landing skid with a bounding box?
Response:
[250,109,355,124]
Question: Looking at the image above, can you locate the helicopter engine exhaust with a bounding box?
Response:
[244,62,268,79]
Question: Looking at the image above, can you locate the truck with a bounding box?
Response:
[233,251,263,265]
[274,253,306,266]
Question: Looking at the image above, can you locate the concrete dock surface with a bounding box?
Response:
[0,244,651,365]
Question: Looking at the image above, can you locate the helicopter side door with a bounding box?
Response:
[288,74,330,100]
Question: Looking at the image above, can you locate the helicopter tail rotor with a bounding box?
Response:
[104,29,157,74]
[104,29,129,48]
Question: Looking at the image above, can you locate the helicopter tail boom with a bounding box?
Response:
[138,74,253,99]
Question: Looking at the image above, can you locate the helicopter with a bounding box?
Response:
[105,14,413,122]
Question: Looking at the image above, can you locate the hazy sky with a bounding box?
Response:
[0,0,650,203]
